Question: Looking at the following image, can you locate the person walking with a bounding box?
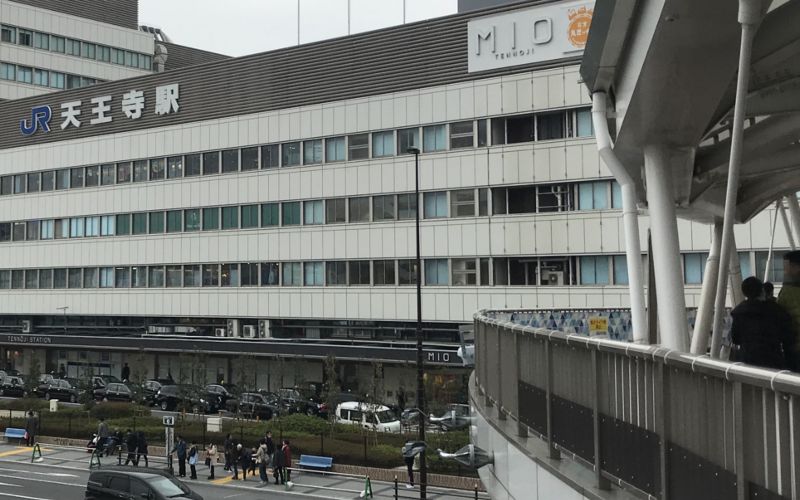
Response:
[265,430,275,468]
[121,363,130,382]
[124,429,138,466]
[96,417,109,457]
[206,443,217,480]
[136,432,148,467]
[24,411,37,447]
[171,435,188,478]
[731,276,794,369]
[255,439,269,486]
[223,433,234,472]
[281,440,292,483]
[238,444,251,481]
[404,454,415,489]
[188,444,198,479]
[272,439,285,485]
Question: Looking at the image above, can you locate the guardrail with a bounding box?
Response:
[474,309,800,500]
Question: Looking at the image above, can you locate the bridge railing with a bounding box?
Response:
[474,309,800,500]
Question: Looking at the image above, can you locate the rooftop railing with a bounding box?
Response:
[474,309,800,500]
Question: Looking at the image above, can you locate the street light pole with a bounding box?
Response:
[407,147,426,499]
[56,306,68,335]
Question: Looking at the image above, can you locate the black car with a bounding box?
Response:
[204,384,232,409]
[0,376,27,398]
[141,379,171,406]
[93,383,133,402]
[85,467,202,500]
[38,378,81,403]
[91,375,123,390]
[237,392,276,420]
[154,385,212,413]
[277,388,321,416]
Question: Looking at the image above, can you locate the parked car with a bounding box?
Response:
[0,376,27,398]
[236,392,276,420]
[38,378,81,403]
[153,385,212,413]
[85,467,202,500]
[428,403,473,431]
[93,383,133,402]
[91,374,123,390]
[0,369,19,384]
[142,379,171,406]
[277,388,321,416]
[335,401,402,433]
[322,391,365,418]
[204,384,233,409]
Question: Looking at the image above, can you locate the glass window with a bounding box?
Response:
[580,256,610,285]
[325,137,345,162]
[578,182,609,210]
[0,176,10,195]
[611,181,623,209]
[81,42,96,59]
[537,184,572,212]
[326,261,347,285]
[41,171,54,191]
[202,264,219,286]
[116,162,131,183]
[424,192,448,219]
[148,266,165,287]
[683,253,708,285]
[0,222,9,242]
[17,29,32,46]
[27,173,40,193]
[116,214,130,235]
[100,216,115,236]
[100,164,115,185]
[26,221,39,241]
[132,213,148,235]
[304,262,324,286]
[166,211,182,233]
[10,270,23,289]
[67,268,82,288]
[373,195,396,221]
[397,128,419,154]
[68,218,84,238]
[84,216,99,237]
[149,212,165,234]
[282,142,301,167]
[260,263,280,286]
[133,160,148,182]
[112,47,124,64]
[261,145,279,168]
[537,111,566,140]
[304,200,323,225]
[425,259,448,285]
[261,203,279,227]
[24,270,39,289]
[184,209,200,231]
[13,174,25,194]
[40,220,54,240]
[54,219,68,239]
[304,140,322,165]
[66,38,81,56]
[756,251,786,283]
[70,167,84,188]
[1,25,15,44]
[450,189,475,217]
[12,65,31,84]
[423,125,446,152]
[282,262,301,286]
[83,268,98,288]
[85,166,99,187]
[203,151,220,175]
[575,108,593,137]
[450,121,474,149]
[282,202,300,226]
[325,198,346,224]
[348,134,369,160]
[149,158,165,180]
[66,74,81,89]
[0,63,15,81]
[241,205,259,229]
[202,208,219,230]
[165,266,182,287]
[0,270,9,289]
[38,269,52,289]
[99,267,114,288]
[348,260,370,285]
[221,149,239,173]
[349,197,370,222]
[184,154,201,177]
[167,156,183,179]
[373,260,396,285]
[241,147,258,171]
[221,263,239,287]
[477,119,488,147]
[97,45,111,62]
[115,267,130,288]
[33,68,48,86]
[372,131,394,158]
[12,222,25,241]
[221,206,238,229]
[50,71,64,89]
[480,257,490,285]
[51,35,65,53]
[739,252,753,279]
[131,266,147,288]
[398,193,417,220]
[241,263,259,286]
[401,260,420,284]
[613,255,629,285]
[53,269,66,289]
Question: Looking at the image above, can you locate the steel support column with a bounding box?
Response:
[691,222,723,354]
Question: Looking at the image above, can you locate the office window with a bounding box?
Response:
[349,197,370,222]
[537,111,566,140]
[578,182,609,210]
[40,220,54,240]
[167,156,183,178]
[116,214,130,235]
[479,258,490,285]
[99,267,114,288]
[184,154,201,177]
[202,264,219,286]
[401,260,426,287]
[17,66,33,84]
[304,139,322,165]
[538,184,572,212]
[26,173,40,193]
[68,218,84,238]
[304,262,324,286]
[261,263,280,286]
[83,268,99,288]
[304,200,323,225]
[202,208,219,230]
[240,263,259,286]
[125,51,134,66]
[326,198,346,224]
[241,147,258,171]
[115,267,130,288]
[53,269,66,288]
[11,222,25,241]
[613,255,629,285]
[0,63,14,81]
[166,211,182,233]
[132,213,148,235]
[98,45,111,62]
[424,192,448,219]
[13,174,25,194]
[140,54,151,69]
[115,162,131,183]
[580,256,610,285]
[683,253,708,285]
[450,121,474,149]
[112,47,124,64]
[221,264,239,287]
[0,270,8,289]
[450,189,476,217]
[50,71,64,88]
[326,137,345,162]
[756,251,786,283]
[241,205,259,229]
[85,165,100,187]
[261,203,279,227]
[425,259,448,285]
[282,202,300,226]
[165,266,182,287]
[261,144,279,168]
[66,38,80,56]
[349,261,370,285]
[221,206,238,229]
[477,188,488,216]
[70,167,84,188]
[11,270,23,289]
[50,35,65,53]
[0,223,9,242]
[423,125,447,152]
[131,266,147,288]
[348,134,369,160]
[26,221,39,241]
[373,195,396,221]
[503,258,536,285]
[38,269,52,289]
[282,142,301,167]
[373,260,396,285]
[99,164,115,185]
[282,262,301,286]
[67,268,82,288]
[54,219,68,239]
[0,176,9,195]
[149,158,165,180]
[739,252,753,279]
[41,171,54,191]
[18,29,32,46]
[398,193,417,219]
[66,74,81,89]
[203,151,220,175]
[398,128,419,154]
[575,108,594,137]
[184,209,200,231]
[25,270,38,289]
[81,42,96,59]
[133,160,147,182]
[1,25,15,43]
[148,212,165,234]
[477,119,488,147]
[33,68,48,86]
[186,264,206,287]
[148,266,165,287]
[221,149,239,173]
[326,261,347,285]
[100,216,115,236]
[372,131,394,158]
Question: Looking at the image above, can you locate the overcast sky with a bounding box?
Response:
[139,0,458,57]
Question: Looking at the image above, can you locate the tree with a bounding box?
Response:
[128,349,148,405]
[24,352,41,396]
[366,361,385,444]
[321,355,340,429]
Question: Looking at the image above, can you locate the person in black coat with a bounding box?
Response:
[124,429,138,466]
[136,432,148,467]
[730,276,794,369]
[272,440,285,485]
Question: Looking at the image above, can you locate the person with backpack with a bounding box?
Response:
[188,444,198,480]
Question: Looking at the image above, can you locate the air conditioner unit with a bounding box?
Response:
[258,320,271,338]
[544,271,564,286]
[21,320,32,334]
[242,325,256,338]
[226,319,240,338]
[214,328,226,338]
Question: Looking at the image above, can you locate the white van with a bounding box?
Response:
[335,401,402,433]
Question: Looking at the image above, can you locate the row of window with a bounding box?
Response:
[0,181,622,243]
[0,107,594,198]
[0,61,102,89]
[0,24,152,70]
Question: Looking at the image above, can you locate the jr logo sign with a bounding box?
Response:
[19,105,52,136]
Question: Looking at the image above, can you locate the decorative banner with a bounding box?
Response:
[588,316,609,335]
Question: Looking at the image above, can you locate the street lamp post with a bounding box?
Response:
[407,147,427,499]
[56,306,68,335]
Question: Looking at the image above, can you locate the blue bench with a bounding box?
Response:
[2,428,26,443]
[297,454,333,470]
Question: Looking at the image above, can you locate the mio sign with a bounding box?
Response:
[467,1,594,73]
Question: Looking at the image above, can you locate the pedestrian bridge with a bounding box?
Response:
[471,309,800,500]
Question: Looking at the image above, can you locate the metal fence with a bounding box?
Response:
[475,309,800,500]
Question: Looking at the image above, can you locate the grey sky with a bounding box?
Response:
[139,0,458,57]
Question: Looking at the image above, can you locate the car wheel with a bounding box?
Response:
[70,394,77,403]
[306,407,316,416]
[160,401,169,411]
[45,392,51,401]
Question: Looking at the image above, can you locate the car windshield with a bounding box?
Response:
[376,410,397,423]
[103,375,121,383]
[147,476,188,496]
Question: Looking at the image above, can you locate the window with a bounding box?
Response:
[101,164,115,185]
[424,192,447,219]
[326,261,347,286]
[33,68,48,86]
[165,266,182,287]
[16,66,32,84]
[131,266,147,288]
[40,220,54,240]
[349,261,370,285]
[373,195,396,221]
[349,197,370,222]
[149,158,165,180]
[241,147,258,171]
[26,221,39,241]
[69,218,84,238]
[580,256,610,285]
[116,162,131,183]
[83,268,99,288]
[398,260,417,285]
[537,184,572,212]
[221,206,238,229]
[423,125,446,152]
[99,267,114,288]
[304,140,322,165]
[537,111,566,140]
[372,131,394,157]
[612,181,623,209]
[480,257,490,285]
[373,260,396,285]
[304,262,324,286]
[13,175,25,194]
[27,173,40,193]
[425,259,448,285]
[81,42,95,59]
[282,142,301,167]
[100,216,115,236]
[575,108,593,137]
[325,137,345,162]
[222,149,239,173]
[148,266,165,287]
[25,270,39,289]
[185,154,201,177]
[478,188,488,216]
[132,213,148,235]
[756,251,786,282]
[41,171,54,191]
[241,263,259,286]
[303,200,323,225]
[184,209,200,231]
[739,252,753,279]
[166,211,182,233]
[115,267,130,288]
[54,219,68,239]
[578,182,609,210]
[221,264,239,286]
[450,121,474,149]
[98,45,111,62]
[70,167,84,188]
[0,270,8,289]
[66,74,81,89]
[326,199,346,224]
[38,269,52,289]
[116,214,130,235]
[282,202,300,226]
[477,119,488,147]
[53,269,66,288]
[261,263,280,286]
[18,29,32,46]
[502,258,537,285]
[12,222,25,241]
[167,156,183,178]
[0,223,8,242]
[50,71,64,89]
[261,145,279,168]
[67,268,82,288]
[85,165,99,187]
[11,270,23,289]
[112,47,124,64]
[202,208,219,230]
[66,38,81,56]
[398,193,417,219]
[348,134,369,160]
[51,35,65,53]
[241,205,259,229]
[261,203,279,227]
[148,212,165,234]
[398,128,419,154]
[683,253,708,284]
[0,63,14,81]
[1,25,15,43]
[203,151,220,175]
[450,189,475,217]
[0,176,9,195]
[613,255,629,285]
[133,160,148,182]
[283,263,302,286]
[202,264,219,286]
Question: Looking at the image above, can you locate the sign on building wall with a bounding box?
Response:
[467,0,594,73]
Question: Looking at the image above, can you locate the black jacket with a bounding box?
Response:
[126,432,138,451]
[265,437,275,455]
[730,299,793,369]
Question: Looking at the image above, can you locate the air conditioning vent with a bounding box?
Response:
[214,328,226,338]
[21,320,32,334]
[242,325,256,338]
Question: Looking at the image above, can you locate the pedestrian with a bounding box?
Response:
[249,447,257,476]
[281,439,292,483]
[96,417,109,457]
[188,444,198,479]
[205,443,217,480]
[255,439,269,486]
[779,251,800,369]
[121,363,130,382]
[236,443,251,481]
[223,433,234,471]
[232,443,242,480]
[397,388,406,412]
[272,438,285,485]
[24,411,37,447]
[136,431,148,467]
[765,282,777,302]
[124,429,138,466]
[265,430,275,468]
[404,454,415,489]
[171,435,187,477]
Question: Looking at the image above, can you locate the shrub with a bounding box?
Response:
[0,398,48,411]
[264,414,329,435]
[89,402,151,420]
